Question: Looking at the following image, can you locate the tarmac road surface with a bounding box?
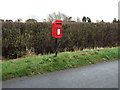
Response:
[2,60,118,88]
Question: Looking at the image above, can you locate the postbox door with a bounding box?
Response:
[55,23,62,38]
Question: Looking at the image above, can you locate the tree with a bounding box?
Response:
[47,12,69,22]
[0,19,4,22]
[82,16,87,22]
[88,18,91,22]
[101,20,104,23]
[96,20,99,23]
[42,19,47,22]
[77,17,81,22]
[113,18,120,23]
[68,17,72,22]
[87,17,91,23]
[26,19,37,22]
[5,19,13,22]
[118,19,120,23]
[113,18,117,23]
[15,19,22,22]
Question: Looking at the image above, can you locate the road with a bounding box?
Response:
[2,61,118,88]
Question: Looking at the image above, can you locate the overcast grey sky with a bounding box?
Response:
[0,0,119,22]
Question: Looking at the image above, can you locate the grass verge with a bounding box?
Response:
[2,47,119,81]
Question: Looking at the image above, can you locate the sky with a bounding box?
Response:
[0,0,119,22]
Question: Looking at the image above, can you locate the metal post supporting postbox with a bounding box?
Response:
[55,38,57,57]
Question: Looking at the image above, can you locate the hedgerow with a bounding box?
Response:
[2,22,119,59]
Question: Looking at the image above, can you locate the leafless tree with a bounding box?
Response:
[47,12,69,22]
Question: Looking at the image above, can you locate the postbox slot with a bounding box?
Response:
[56,23,62,25]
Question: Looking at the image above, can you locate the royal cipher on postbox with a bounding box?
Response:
[52,20,62,38]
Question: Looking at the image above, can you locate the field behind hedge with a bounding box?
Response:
[2,22,119,59]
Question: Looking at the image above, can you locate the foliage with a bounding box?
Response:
[101,20,104,23]
[5,19,13,22]
[15,19,22,22]
[82,16,87,22]
[87,17,91,22]
[2,22,119,59]
[26,19,37,22]
[113,18,120,23]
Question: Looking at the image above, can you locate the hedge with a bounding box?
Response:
[2,22,119,60]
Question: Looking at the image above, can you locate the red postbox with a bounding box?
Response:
[52,20,62,38]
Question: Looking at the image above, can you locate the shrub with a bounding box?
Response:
[2,22,119,60]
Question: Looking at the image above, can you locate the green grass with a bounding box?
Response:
[2,47,119,81]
